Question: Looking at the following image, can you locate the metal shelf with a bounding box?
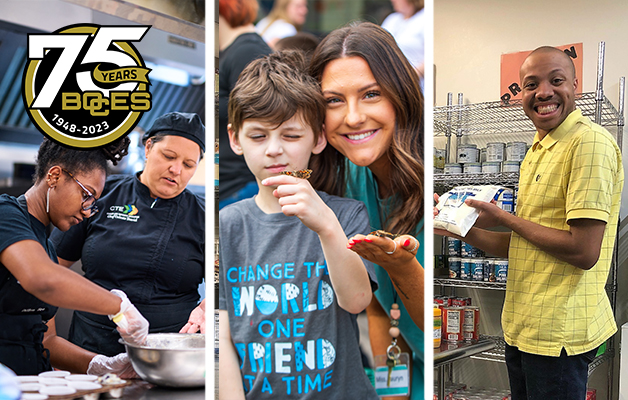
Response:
[434,278,507,291]
[589,350,614,377]
[434,92,620,137]
[434,172,519,190]
[468,335,506,363]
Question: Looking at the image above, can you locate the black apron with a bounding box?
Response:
[69,300,198,356]
[0,196,56,375]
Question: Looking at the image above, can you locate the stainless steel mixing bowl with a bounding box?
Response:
[120,333,205,387]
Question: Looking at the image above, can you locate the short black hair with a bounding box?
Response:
[34,136,130,183]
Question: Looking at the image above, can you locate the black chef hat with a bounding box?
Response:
[143,112,205,153]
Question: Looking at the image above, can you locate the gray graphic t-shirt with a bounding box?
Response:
[219,192,378,399]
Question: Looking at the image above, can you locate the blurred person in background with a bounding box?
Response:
[256,0,308,49]
[381,0,424,85]
[219,0,272,209]
[51,112,205,357]
[274,31,320,62]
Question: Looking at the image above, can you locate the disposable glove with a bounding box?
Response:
[87,353,138,379]
[108,289,149,345]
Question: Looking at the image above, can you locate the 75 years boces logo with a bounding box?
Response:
[22,24,152,148]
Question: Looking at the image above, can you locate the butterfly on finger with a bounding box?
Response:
[280,169,313,179]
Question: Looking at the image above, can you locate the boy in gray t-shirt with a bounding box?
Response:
[218,51,379,400]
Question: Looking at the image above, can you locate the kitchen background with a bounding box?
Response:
[0,0,207,338]
[434,1,628,399]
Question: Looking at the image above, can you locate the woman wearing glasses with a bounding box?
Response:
[0,136,150,376]
[50,112,206,357]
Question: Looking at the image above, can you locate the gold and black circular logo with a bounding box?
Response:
[22,24,152,148]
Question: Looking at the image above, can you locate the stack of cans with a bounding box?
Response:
[445,238,509,283]
[434,296,480,343]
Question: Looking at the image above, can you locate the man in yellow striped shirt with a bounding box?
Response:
[435,46,624,400]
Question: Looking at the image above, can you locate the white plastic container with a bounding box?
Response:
[457,144,479,164]
[464,162,481,174]
[481,162,501,173]
[444,163,462,174]
[502,161,520,172]
[506,142,527,161]
[486,142,505,162]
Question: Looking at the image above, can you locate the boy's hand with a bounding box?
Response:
[347,233,419,269]
[262,175,335,234]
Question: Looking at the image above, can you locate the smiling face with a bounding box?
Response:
[229,112,326,185]
[321,56,396,170]
[141,135,201,199]
[50,166,106,231]
[520,49,578,138]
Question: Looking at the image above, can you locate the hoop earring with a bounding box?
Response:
[46,187,51,214]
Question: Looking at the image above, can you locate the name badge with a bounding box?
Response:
[374,353,410,397]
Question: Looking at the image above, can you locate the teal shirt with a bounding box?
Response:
[345,162,425,400]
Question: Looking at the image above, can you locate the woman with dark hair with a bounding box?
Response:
[51,112,205,358]
[0,136,148,376]
[219,0,272,209]
[310,21,424,400]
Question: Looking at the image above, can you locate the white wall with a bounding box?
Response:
[435,1,628,398]
[435,0,628,106]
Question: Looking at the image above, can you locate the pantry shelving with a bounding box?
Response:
[434,278,506,291]
[434,172,519,194]
[433,92,621,137]
[434,41,624,400]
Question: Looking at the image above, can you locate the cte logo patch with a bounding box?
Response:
[22,24,152,148]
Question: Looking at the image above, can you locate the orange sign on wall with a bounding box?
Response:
[500,43,583,104]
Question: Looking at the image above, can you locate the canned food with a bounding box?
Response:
[471,258,485,281]
[442,306,465,342]
[461,259,472,280]
[439,296,455,307]
[457,144,479,164]
[448,256,462,278]
[486,142,505,162]
[481,161,501,173]
[484,260,496,282]
[506,142,527,161]
[444,163,463,174]
[452,297,471,307]
[480,148,487,163]
[502,160,520,172]
[462,242,484,258]
[434,148,446,169]
[495,189,514,213]
[463,306,480,342]
[447,237,462,256]
[464,162,482,174]
[495,258,509,282]
[434,254,446,269]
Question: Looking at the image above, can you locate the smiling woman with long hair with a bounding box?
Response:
[310,21,424,400]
